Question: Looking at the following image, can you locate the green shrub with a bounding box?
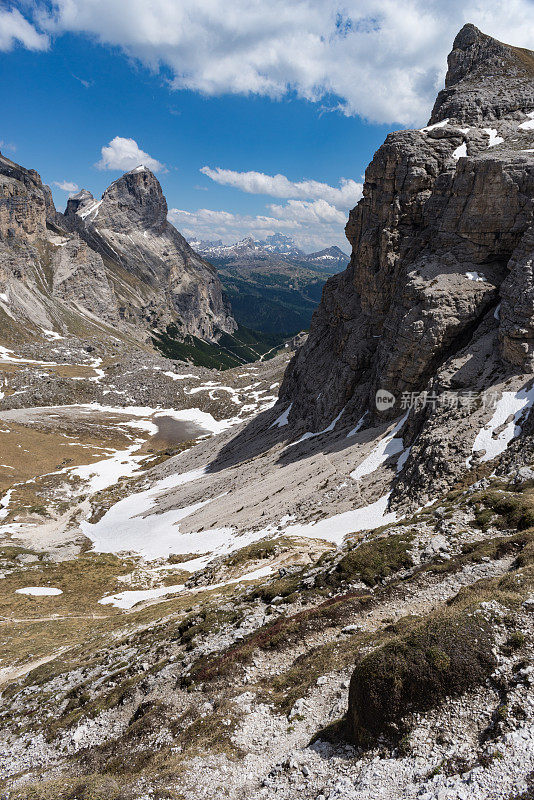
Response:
[347,612,496,746]
[320,532,414,588]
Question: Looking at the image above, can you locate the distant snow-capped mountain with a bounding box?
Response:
[190,234,348,268]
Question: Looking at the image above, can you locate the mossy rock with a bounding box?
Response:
[321,532,414,588]
[347,612,496,746]
[481,491,534,531]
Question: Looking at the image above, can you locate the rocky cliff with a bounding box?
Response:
[279,24,534,506]
[0,156,235,346]
[0,151,123,339]
[63,167,236,339]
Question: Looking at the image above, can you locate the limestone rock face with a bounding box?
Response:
[431,23,534,124]
[279,25,534,502]
[63,166,236,340]
[0,156,235,345]
[0,153,48,240]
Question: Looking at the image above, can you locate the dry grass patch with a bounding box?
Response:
[0,421,131,496]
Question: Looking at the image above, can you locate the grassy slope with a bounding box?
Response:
[151,324,286,369]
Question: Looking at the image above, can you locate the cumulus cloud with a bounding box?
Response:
[29,0,534,124]
[95,136,166,172]
[53,180,79,192]
[0,8,49,52]
[200,167,362,209]
[168,205,348,251]
[268,199,347,225]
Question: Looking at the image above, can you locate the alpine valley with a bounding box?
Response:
[191,234,349,336]
[1,23,534,800]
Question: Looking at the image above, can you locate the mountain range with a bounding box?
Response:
[191,233,348,265]
[1,23,534,800]
[0,156,346,361]
[191,234,349,335]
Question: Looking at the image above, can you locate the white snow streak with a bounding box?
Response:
[470,385,534,463]
[271,403,292,428]
[350,413,408,481]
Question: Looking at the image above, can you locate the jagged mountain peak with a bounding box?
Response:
[97,165,167,231]
[280,24,534,508]
[307,245,349,259]
[431,24,534,124]
[446,23,534,88]
[60,165,236,339]
[64,188,95,219]
[0,152,235,344]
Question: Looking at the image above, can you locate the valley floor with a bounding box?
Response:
[0,337,533,800]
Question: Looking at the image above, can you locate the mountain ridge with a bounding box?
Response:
[0,157,236,347]
[192,234,349,335]
[2,23,534,800]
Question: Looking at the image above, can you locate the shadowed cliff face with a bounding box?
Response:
[279,25,534,438]
[0,153,49,241]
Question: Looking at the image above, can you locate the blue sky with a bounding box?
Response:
[1,1,531,250]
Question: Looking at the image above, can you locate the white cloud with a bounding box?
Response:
[95,136,166,173]
[53,180,79,192]
[194,167,360,246]
[268,199,347,225]
[0,140,16,154]
[0,8,49,52]
[168,205,348,252]
[32,0,534,125]
[200,167,362,209]
[72,73,93,88]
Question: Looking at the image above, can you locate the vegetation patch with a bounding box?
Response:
[152,324,284,369]
[188,592,371,685]
[480,489,534,531]
[346,612,496,746]
[225,537,294,568]
[317,532,414,588]
[0,774,132,800]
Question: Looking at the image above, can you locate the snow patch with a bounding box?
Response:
[419,119,449,132]
[0,489,13,520]
[452,142,467,161]
[99,564,275,609]
[347,413,368,437]
[275,494,398,545]
[483,128,504,147]
[82,467,212,560]
[350,413,408,481]
[271,404,292,428]
[290,406,346,446]
[465,271,486,282]
[163,371,199,380]
[470,384,534,463]
[79,199,102,220]
[16,587,63,596]
[99,584,185,609]
[518,111,534,130]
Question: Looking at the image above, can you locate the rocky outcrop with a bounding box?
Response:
[0,153,48,241]
[0,156,236,345]
[499,226,534,365]
[63,166,236,340]
[279,24,534,502]
[430,23,534,124]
